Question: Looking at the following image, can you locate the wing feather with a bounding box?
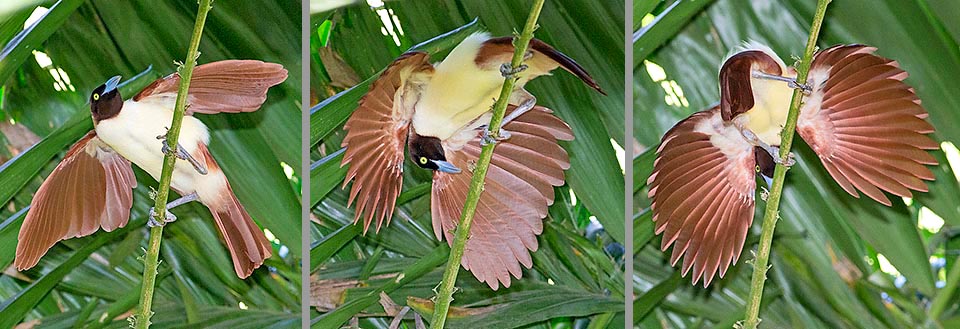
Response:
[134,60,287,114]
[15,132,136,270]
[341,52,434,233]
[647,107,757,286]
[432,106,572,290]
[798,45,938,205]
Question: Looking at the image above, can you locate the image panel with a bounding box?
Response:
[311,0,625,327]
[633,0,960,328]
[0,0,302,327]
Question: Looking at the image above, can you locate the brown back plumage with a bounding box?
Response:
[477,37,604,94]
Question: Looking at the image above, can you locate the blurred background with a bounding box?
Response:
[634,0,960,328]
[310,0,625,327]
[0,0,301,327]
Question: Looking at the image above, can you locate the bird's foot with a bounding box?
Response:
[788,80,813,95]
[500,63,528,79]
[157,134,208,175]
[778,152,796,167]
[147,207,177,227]
[480,129,511,146]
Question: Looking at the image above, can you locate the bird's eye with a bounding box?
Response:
[755,165,761,173]
[93,93,100,101]
[419,157,428,165]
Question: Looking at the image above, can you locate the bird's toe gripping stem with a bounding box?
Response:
[480,128,511,146]
[500,63,528,79]
[147,207,177,227]
[157,133,208,175]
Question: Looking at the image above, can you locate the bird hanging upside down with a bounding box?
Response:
[340,32,604,289]
[648,42,938,287]
[16,60,287,278]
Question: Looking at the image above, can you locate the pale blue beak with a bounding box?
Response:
[433,160,461,174]
[762,175,774,189]
[103,75,121,93]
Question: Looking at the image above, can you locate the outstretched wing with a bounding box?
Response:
[134,60,287,114]
[647,107,756,286]
[340,52,434,232]
[432,105,573,290]
[797,45,938,206]
[16,132,137,270]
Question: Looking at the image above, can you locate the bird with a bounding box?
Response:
[15,60,288,278]
[339,32,604,289]
[647,42,938,287]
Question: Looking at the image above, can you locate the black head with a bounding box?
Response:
[408,134,461,173]
[754,146,776,187]
[90,76,123,122]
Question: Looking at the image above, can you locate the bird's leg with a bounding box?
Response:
[147,192,199,227]
[737,123,796,167]
[752,70,812,95]
[156,133,208,175]
[481,90,538,146]
[500,63,528,80]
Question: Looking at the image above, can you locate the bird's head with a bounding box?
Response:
[719,49,784,120]
[90,76,123,122]
[754,146,777,188]
[408,133,461,174]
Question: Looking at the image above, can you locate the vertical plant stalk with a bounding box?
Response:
[133,0,213,327]
[428,0,545,328]
[741,0,830,328]
[929,254,960,320]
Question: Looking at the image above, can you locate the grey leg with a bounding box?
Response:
[147,192,200,227]
[752,70,812,94]
[738,124,795,167]
[480,90,537,146]
[157,134,208,175]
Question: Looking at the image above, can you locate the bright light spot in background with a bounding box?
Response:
[610,138,625,173]
[368,0,404,46]
[644,60,689,108]
[876,254,900,277]
[918,207,944,233]
[24,7,48,28]
[588,216,599,226]
[641,14,655,27]
[280,161,295,179]
[238,302,248,310]
[264,228,278,243]
[941,141,960,182]
[32,50,52,67]
[568,189,577,206]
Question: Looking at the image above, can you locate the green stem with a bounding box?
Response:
[929,254,960,321]
[428,0,545,328]
[133,0,213,327]
[741,0,830,328]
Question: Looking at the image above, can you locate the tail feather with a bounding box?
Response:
[209,188,273,278]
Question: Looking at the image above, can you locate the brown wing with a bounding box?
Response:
[432,105,573,290]
[647,107,757,286]
[477,37,604,94]
[134,60,287,114]
[15,132,136,270]
[797,45,938,206]
[340,52,434,232]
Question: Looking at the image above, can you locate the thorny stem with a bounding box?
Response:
[741,0,830,328]
[133,0,213,327]
[428,0,545,327]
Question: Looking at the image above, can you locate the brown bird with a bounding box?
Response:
[16,60,288,278]
[648,43,938,286]
[340,32,603,289]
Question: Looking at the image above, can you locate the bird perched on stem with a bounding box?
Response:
[648,42,938,286]
[16,60,288,278]
[340,32,604,289]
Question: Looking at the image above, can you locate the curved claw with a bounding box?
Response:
[147,207,177,227]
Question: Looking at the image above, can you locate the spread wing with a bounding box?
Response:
[340,52,433,232]
[432,105,573,290]
[477,37,604,94]
[647,107,756,286]
[797,45,938,206]
[134,60,287,114]
[15,132,137,270]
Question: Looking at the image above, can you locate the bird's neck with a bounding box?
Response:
[743,76,795,146]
